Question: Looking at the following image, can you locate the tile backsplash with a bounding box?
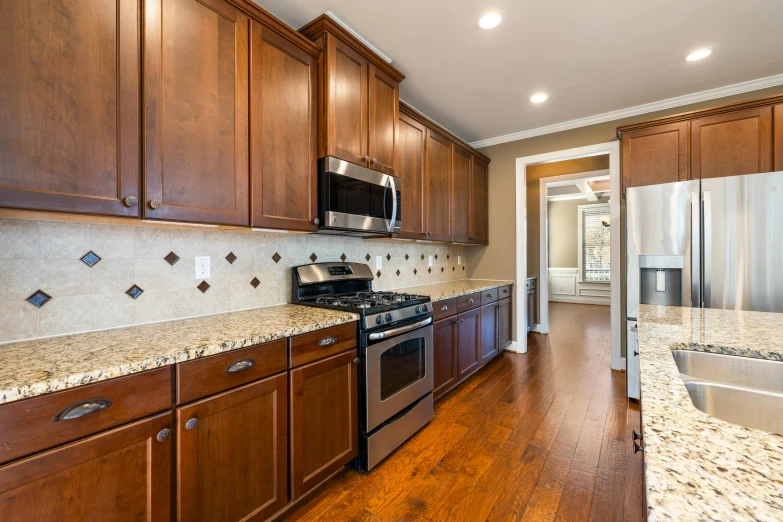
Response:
[0,218,467,343]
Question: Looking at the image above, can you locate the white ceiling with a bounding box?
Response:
[253,0,783,145]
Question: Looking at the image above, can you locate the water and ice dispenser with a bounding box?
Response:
[638,255,684,306]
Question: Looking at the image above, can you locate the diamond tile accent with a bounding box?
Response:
[80,251,101,267]
[376,270,381,278]
[250,277,260,288]
[428,267,432,273]
[462,266,465,271]
[447,254,450,260]
[272,252,281,263]
[164,251,180,266]
[452,266,456,271]
[413,268,418,275]
[441,267,444,272]
[126,285,144,300]
[225,252,237,264]
[365,254,371,261]
[405,254,409,260]
[396,269,400,276]
[26,290,52,308]
[435,254,438,260]
[197,280,211,293]
[310,252,318,262]
[421,254,425,260]
[386,254,391,261]
[340,253,347,262]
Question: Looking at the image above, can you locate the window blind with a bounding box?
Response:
[580,205,610,282]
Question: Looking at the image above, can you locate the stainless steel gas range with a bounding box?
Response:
[292,262,434,471]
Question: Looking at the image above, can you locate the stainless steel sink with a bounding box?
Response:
[671,350,783,434]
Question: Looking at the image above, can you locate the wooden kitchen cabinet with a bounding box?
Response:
[0,413,171,522]
[177,373,288,522]
[691,106,772,180]
[300,15,404,175]
[621,122,689,188]
[497,297,513,349]
[250,21,319,231]
[425,129,454,242]
[457,307,482,379]
[433,317,459,400]
[143,0,250,225]
[0,0,141,217]
[452,145,472,243]
[480,304,498,364]
[470,157,489,244]
[774,104,783,171]
[397,111,427,239]
[290,349,359,500]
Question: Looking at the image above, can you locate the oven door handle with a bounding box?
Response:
[368,316,433,341]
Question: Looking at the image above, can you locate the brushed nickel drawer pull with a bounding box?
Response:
[157,428,171,442]
[226,359,255,373]
[318,336,337,347]
[54,399,112,421]
[502,289,508,294]
[487,293,493,298]
[467,298,474,304]
[440,305,448,312]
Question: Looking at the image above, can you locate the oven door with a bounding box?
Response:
[365,318,433,432]
[320,156,401,234]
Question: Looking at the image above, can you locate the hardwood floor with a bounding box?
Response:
[277,302,644,522]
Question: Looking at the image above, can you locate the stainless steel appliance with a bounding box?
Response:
[292,262,434,470]
[525,277,537,332]
[626,171,783,399]
[318,157,402,236]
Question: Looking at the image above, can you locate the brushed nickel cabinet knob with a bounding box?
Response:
[313,218,320,225]
[364,156,370,162]
[157,428,171,442]
[372,158,377,164]
[185,418,198,430]
[123,196,138,207]
[148,199,162,210]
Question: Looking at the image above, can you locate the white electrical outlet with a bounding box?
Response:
[457,256,461,265]
[195,256,211,279]
[376,256,383,269]
[428,255,433,267]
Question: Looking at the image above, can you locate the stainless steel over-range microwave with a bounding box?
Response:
[317,156,402,236]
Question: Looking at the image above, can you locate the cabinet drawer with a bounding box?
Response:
[497,285,513,299]
[457,292,481,312]
[290,322,358,368]
[433,298,458,321]
[176,339,287,405]
[480,288,499,305]
[0,367,171,465]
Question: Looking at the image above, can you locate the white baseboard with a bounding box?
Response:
[531,324,543,333]
[548,296,610,306]
[503,341,525,353]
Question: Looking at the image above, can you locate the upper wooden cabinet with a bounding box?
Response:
[470,157,489,244]
[425,129,453,242]
[143,0,250,225]
[250,21,319,231]
[621,121,689,188]
[452,145,472,243]
[300,15,404,175]
[775,104,783,172]
[0,0,141,217]
[397,111,427,239]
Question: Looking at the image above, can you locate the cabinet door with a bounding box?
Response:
[425,129,453,241]
[457,308,481,380]
[480,304,498,364]
[397,112,427,239]
[621,121,689,188]
[290,349,358,500]
[774,104,783,171]
[144,0,249,225]
[691,107,772,180]
[177,373,288,522]
[0,0,140,217]
[497,298,512,349]
[250,21,318,231]
[368,64,399,176]
[433,317,459,400]
[452,145,472,243]
[326,37,368,166]
[0,413,171,522]
[471,156,489,244]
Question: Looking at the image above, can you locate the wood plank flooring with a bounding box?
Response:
[277,302,644,522]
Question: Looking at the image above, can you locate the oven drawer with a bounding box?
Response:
[0,367,171,465]
[481,288,499,305]
[433,298,457,321]
[176,339,288,404]
[457,292,481,312]
[290,322,358,368]
[363,393,433,470]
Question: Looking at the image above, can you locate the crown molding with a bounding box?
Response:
[468,73,783,149]
[324,11,393,64]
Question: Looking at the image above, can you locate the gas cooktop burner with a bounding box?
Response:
[313,292,422,310]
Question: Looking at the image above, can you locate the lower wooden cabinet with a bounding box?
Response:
[457,307,482,379]
[0,413,172,522]
[176,373,288,522]
[497,297,513,349]
[480,303,498,363]
[433,317,459,400]
[290,349,358,500]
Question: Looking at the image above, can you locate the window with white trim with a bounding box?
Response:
[578,203,611,282]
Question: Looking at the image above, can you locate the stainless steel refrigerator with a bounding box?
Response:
[625,171,783,399]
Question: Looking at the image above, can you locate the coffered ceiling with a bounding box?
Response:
[253,0,783,146]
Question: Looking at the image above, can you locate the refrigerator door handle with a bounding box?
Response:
[703,191,712,308]
[691,192,701,307]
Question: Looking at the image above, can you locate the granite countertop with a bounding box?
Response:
[396,279,514,302]
[637,304,783,521]
[0,304,359,406]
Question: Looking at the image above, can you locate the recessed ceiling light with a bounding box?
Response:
[479,13,501,29]
[530,93,548,104]
[686,49,712,62]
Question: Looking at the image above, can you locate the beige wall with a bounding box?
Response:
[465,85,783,341]
[548,196,610,269]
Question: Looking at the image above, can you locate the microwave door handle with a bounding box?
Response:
[691,191,701,307]
[388,176,398,233]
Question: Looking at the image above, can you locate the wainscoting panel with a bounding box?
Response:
[548,268,610,305]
